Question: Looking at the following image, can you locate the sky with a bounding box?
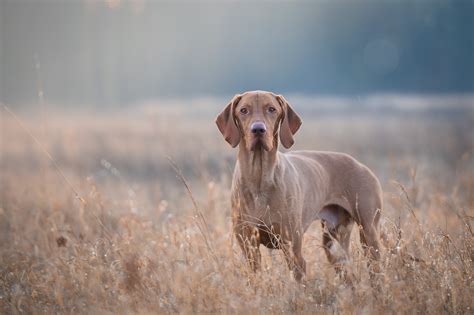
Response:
[1,0,473,107]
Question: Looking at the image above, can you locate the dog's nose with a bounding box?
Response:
[251,121,267,135]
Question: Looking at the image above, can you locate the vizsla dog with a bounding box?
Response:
[216,91,383,281]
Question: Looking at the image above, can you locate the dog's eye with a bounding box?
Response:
[268,107,276,113]
[240,108,249,115]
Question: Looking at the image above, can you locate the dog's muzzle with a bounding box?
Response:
[250,121,266,135]
[250,121,270,151]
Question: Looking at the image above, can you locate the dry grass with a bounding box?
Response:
[0,98,473,314]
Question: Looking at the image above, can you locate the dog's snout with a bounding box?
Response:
[251,121,267,135]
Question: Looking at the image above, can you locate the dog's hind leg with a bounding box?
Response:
[320,205,354,271]
[353,195,382,261]
[358,214,382,279]
[358,214,381,261]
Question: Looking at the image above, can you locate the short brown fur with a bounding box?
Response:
[216,91,383,281]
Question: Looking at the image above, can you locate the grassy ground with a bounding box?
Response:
[1,96,473,314]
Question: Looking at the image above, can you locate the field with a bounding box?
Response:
[1,95,473,314]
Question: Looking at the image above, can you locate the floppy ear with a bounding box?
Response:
[215,94,242,147]
[276,95,302,149]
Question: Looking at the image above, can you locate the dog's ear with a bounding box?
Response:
[215,94,242,147]
[276,94,302,149]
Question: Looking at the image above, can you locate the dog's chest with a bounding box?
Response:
[235,184,289,225]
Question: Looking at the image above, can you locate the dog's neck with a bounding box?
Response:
[237,138,279,191]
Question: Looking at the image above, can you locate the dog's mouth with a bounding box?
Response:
[250,136,270,151]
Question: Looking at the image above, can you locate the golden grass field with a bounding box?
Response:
[1,96,473,314]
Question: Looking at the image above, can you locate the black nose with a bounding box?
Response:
[251,121,267,135]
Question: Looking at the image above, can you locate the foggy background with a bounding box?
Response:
[1,0,473,108]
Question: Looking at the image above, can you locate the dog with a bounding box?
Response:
[216,91,383,281]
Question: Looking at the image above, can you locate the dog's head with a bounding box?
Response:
[215,91,302,151]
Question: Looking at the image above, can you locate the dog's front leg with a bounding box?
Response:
[234,223,261,272]
[282,232,306,282]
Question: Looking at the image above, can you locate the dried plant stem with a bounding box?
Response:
[167,157,218,265]
[393,181,422,229]
[1,104,86,206]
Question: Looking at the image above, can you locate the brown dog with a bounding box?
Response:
[216,91,383,281]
